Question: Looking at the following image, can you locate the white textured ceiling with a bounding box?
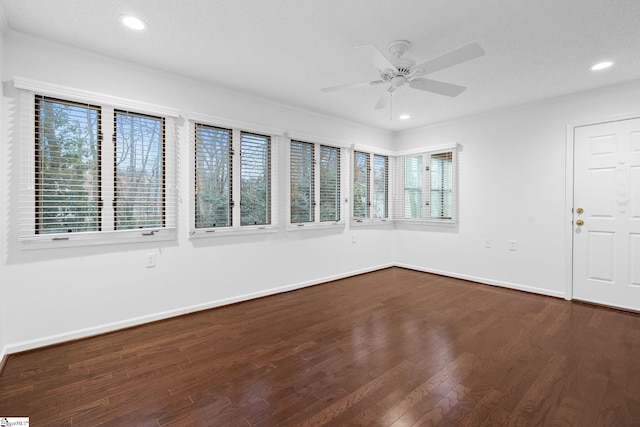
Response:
[2,0,640,132]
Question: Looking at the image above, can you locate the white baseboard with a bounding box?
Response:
[4,263,394,356]
[395,262,566,299]
[0,345,8,374]
[3,262,566,356]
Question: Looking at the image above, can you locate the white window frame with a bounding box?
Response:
[350,145,394,227]
[286,132,349,231]
[193,123,234,229]
[14,78,179,249]
[286,131,353,231]
[188,113,283,238]
[393,143,458,226]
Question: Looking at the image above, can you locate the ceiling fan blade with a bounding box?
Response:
[409,78,467,97]
[321,80,385,93]
[413,42,485,75]
[374,91,390,110]
[354,45,397,72]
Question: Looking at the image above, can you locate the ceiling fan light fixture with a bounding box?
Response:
[590,61,613,71]
[120,15,147,31]
[390,75,407,88]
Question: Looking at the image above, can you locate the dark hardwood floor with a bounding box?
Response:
[2,267,640,426]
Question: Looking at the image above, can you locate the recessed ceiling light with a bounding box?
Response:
[399,114,411,120]
[590,61,613,71]
[120,15,147,31]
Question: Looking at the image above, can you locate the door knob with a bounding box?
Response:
[576,208,584,214]
[576,219,584,226]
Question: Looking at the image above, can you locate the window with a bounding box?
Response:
[394,149,457,222]
[403,155,422,219]
[290,140,315,223]
[16,78,179,248]
[194,124,232,228]
[430,152,454,220]
[353,151,389,221]
[21,92,176,246]
[240,132,271,226]
[353,151,370,219]
[34,96,101,234]
[319,145,341,222]
[290,140,342,226]
[192,120,278,234]
[372,154,389,219]
[114,110,165,230]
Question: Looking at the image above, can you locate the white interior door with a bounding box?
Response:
[573,118,640,311]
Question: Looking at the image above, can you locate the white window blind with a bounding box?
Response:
[240,132,271,226]
[194,124,232,228]
[189,116,279,236]
[33,96,102,234]
[114,110,165,230]
[394,148,457,223]
[353,151,370,219]
[373,154,389,219]
[403,155,423,219]
[319,145,340,222]
[353,150,389,221]
[290,140,315,223]
[17,81,178,247]
[430,151,454,220]
[289,140,342,226]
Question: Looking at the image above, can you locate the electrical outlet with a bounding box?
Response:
[485,238,492,248]
[352,233,357,243]
[508,240,518,251]
[146,253,156,268]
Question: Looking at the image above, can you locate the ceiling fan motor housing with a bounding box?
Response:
[393,58,417,74]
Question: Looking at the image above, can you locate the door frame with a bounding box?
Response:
[564,112,640,301]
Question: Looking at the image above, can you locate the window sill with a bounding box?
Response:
[287,222,346,232]
[350,219,393,227]
[19,228,177,250]
[394,219,457,227]
[189,225,279,239]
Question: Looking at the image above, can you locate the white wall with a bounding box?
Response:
[394,79,640,297]
[1,33,395,353]
[0,18,7,361]
[4,29,640,357]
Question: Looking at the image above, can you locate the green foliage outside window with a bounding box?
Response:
[240,132,271,226]
[35,97,101,234]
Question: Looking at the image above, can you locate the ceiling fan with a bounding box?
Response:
[321,40,485,110]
